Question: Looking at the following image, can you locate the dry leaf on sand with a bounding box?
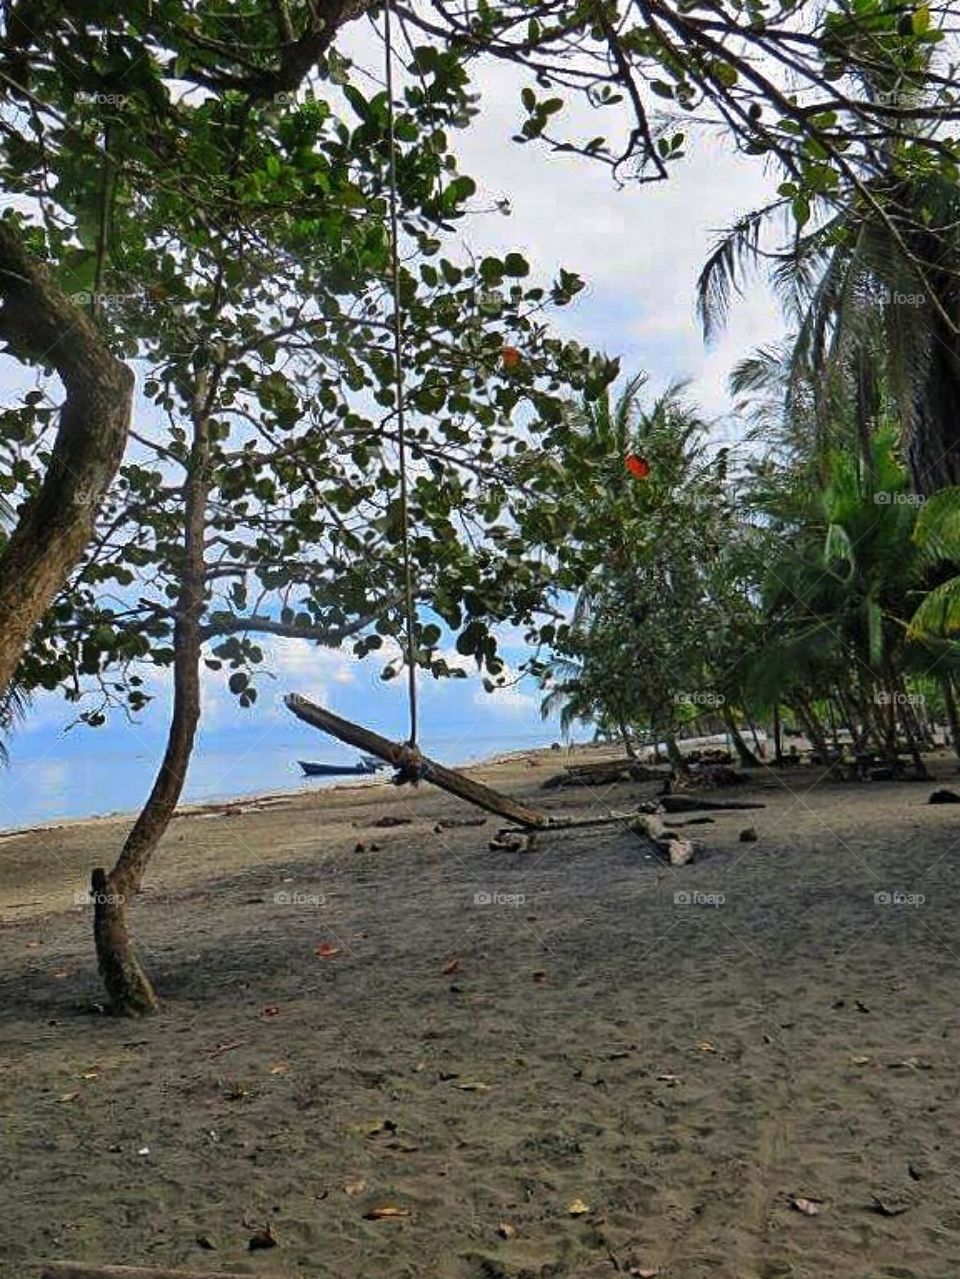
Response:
[789,1195,824,1216]
[247,1223,278,1250]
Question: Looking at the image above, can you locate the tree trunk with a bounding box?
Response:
[0,223,134,701]
[663,731,687,773]
[907,308,960,496]
[792,694,829,761]
[772,703,783,766]
[943,675,960,766]
[92,387,211,1015]
[616,714,637,759]
[720,706,760,767]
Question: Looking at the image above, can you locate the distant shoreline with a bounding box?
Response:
[0,737,589,840]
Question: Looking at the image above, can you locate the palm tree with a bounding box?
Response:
[744,428,954,768]
[539,375,755,765]
[697,45,960,497]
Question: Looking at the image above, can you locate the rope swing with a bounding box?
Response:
[383,0,423,785]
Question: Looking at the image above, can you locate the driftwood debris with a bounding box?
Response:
[541,759,669,790]
[285,694,547,828]
[660,795,765,814]
[630,813,695,866]
[39,1266,289,1279]
[495,807,659,840]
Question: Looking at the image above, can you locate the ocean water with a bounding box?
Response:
[0,723,570,831]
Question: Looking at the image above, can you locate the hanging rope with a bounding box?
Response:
[383,0,423,781]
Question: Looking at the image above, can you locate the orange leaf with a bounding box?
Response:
[315,943,341,959]
[625,454,651,479]
[502,346,521,369]
[364,1205,410,1220]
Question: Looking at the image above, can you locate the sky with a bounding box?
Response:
[0,26,790,827]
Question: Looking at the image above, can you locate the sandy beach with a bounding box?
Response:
[2,745,960,1278]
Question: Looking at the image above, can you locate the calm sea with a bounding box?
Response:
[0,723,570,831]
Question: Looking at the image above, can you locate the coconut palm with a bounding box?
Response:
[697,33,960,496]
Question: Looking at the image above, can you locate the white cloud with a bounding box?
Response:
[338,29,787,422]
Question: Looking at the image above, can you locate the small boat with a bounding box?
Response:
[359,754,388,771]
[298,759,380,778]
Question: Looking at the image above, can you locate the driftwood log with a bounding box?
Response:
[285,693,547,828]
[660,795,765,813]
[630,813,695,866]
[39,1266,289,1279]
[541,759,669,789]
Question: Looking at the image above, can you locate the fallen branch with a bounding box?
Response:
[284,693,547,828]
[660,795,765,813]
[541,759,669,789]
[39,1265,289,1279]
[630,813,695,866]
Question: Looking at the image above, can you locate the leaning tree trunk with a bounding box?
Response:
[92,392,211,1015]
[792,693,830,762]
[720,706,761,767]
[0,223,134,700]
[663,732,687,774]
[895,677,931,777]
[943,675,960,766]
[906,307,960,496]
[616,714,638,760]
